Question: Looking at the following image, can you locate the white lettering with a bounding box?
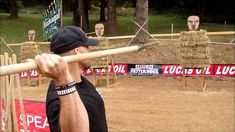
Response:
[196,69,202,74]
[43,14,60,28]
[216,66,222,74]
[169,66,176,74]
[27,115,34,126]
[175,66,182,74]
[222,66,229,74]
[43,118,49,128]
[230,67,235,75]
[164,66,169,74]
[34,116,42,128]
[187,69,193,74]
[205,67,211,74]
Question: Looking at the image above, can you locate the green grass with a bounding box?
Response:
[1,12,234,43]
[0,11,234,56]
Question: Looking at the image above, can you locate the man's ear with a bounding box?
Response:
[74,47,80,54]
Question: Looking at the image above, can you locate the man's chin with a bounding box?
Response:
[83,65,91,69]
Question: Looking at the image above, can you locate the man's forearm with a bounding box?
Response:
[59,92,89,132]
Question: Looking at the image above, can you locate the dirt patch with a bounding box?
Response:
[112,40,235,64]
[15,39,235,131]
[20,76,235,131]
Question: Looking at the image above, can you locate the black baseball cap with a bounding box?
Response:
[50,26,99,54]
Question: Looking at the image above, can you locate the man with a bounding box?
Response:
[35,26,108,132]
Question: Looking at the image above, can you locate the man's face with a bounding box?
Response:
[187,16,200,31]
[95,23,104,37]
[77,46,91,69]
[28,30,35,41]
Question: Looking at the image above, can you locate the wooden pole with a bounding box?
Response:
[12,54,28,131]
[60,0,63,27]
[182,66,186,90]
[8,58,18,132]
[202,68,206,92]
[5,57,13,132]
[0,55,3,132]
[0,37,14,53]
[127,19,149,46]
[4,53,9,109]
[6,31,235,47]
[0,43,155,76]
[80,16,83,30]
[132,20,160,44]
[107,31,235,40]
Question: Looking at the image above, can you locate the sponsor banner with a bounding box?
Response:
[82,64,128,75]
[1,109,5,131]
[162,64,214,76]
[1,100,49,132]
[19,70,39,78]
[128,64,162,76]
[43,0,61,40]
[213,64,235,76]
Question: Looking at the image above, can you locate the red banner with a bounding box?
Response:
[1,100,49,132]
[213,64,235,76]
[19,70,39,78]
[162,64,214,76]
[162,64,235,76]
[82,64,128,75]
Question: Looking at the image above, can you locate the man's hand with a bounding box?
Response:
[35,53,73,86]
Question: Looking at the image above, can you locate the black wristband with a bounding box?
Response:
[55,81,77,96]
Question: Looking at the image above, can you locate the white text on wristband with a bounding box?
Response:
[57,86,77,96]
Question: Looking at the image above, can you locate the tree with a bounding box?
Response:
[72,0,89,32]
[198,0,205,24]
[9,0,18,18]
[99,0,106,22]
[107,0,117,35]
[72,0,80,26]
[79,0,89,32]
[135,0,149,43]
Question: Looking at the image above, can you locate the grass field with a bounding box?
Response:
[0,11,234,56]
[1,11,234,43]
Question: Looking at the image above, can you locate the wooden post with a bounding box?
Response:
[5,57,13,132]
[182,66,186,90]
[8,58,18,132]
[0,38,14,53]
[12,54,28,131]
[4,53,9,109]
[80,16,83,30]
[110,57,118,82]
[0,55,3,132]
[202,68,206,92]
[60,0,63,27]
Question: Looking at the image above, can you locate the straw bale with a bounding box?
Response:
[20,43,41,61]
[180,30,212,68]
[91,37,110,68]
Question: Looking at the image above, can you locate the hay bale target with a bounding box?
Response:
[90,37,118,87]
[20,42,41,61]
[180,30,212,68]
[179,30,212,91]
[20,42,41,87]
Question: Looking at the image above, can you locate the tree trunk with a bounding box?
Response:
[107,0,117,36]
[73,0,80,26]
[135,0,149,43]
[79,0,89,32]
[99,0,106,22]
[198,0,205,24]
[9,0,18,18]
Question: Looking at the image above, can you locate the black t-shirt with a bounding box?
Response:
[46,76,108,132]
